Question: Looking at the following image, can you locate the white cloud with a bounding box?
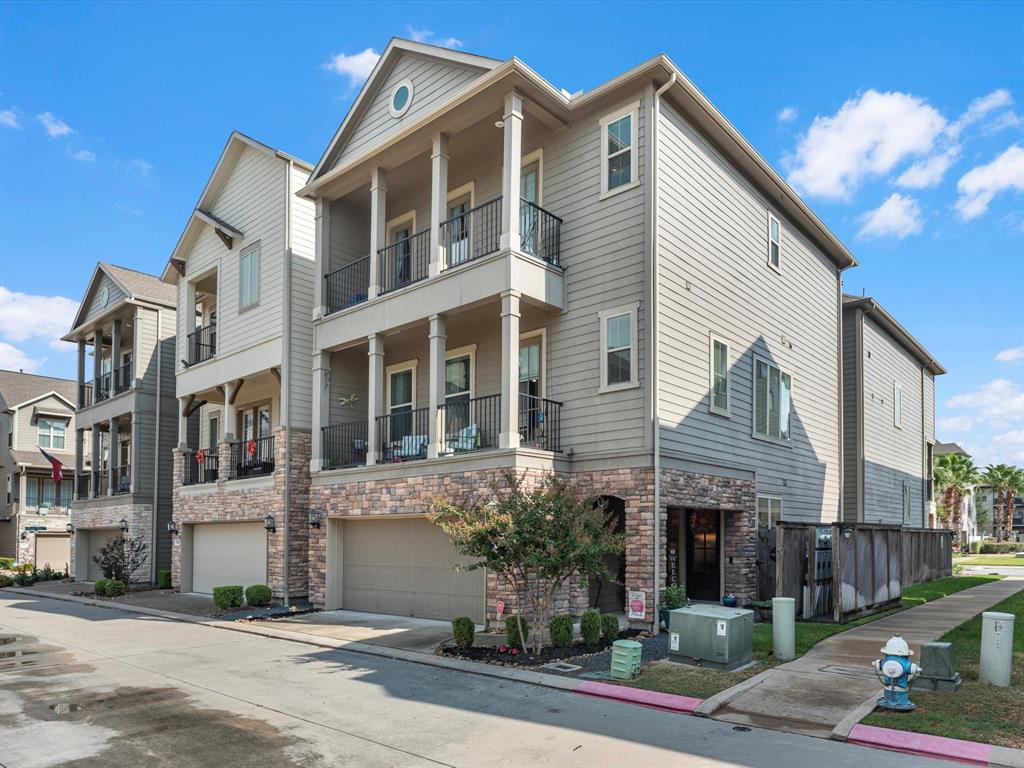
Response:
[857,193,924,239]
[945,378,1024,424]
[71,148,96,162]
[996,347,1024,362]
[407,26,463,48]
[0,342,42,373]
[126,158,152,177]
[785,90,946,200]
[777,106,799,124]
[982,111,1022,135]
[955,144,1024,220]
[36,111,72,138]
[988,429,1024,464]
[939,415,974,432]
[895,147,960,189]
[0,286,79,351]
[948,89,1013,138]
[0,108,20,129]
[323,48,381,86]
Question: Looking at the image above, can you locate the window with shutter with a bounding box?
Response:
[754,356,792,442]
[710,336,730,415]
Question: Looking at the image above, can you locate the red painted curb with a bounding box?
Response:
[573,680,702,714]
[848,724,992,766]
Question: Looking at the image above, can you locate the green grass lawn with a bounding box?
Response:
[618,575,1004,701]
[862,586,1024,748]
[954,554,1024,567]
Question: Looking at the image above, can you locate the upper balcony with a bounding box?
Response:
[72,309,137,420]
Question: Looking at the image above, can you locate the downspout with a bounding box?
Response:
[152,307,162,583]
[651,72,676,627]
[282,159,293,607]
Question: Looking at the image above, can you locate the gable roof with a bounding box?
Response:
[0,370,76,412]
[843,295,946,375]
[934,441,969,457]
[161,131,313,284]
[66,262,176,337]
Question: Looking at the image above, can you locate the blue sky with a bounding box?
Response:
[1,1,1022,465]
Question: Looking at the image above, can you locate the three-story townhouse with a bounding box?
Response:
[161,132,316,600]
[62,263,178,582]
[300,39,857,628]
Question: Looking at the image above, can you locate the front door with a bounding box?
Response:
[685,510,721,601]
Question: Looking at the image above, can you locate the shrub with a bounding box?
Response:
[158,570,172,589]
[979,541,1024,554]
[580,611,602,647]
[0,574,12,588]
[212,585,244,610]
[13,565,35,587]
[0,556,14,569]
[601,613,620,643]
[92,535,148,584]
[505,615,530,649]
[969,540,981,554]
[94,578,111,596]
[245,584,272,607]
[663,585,686,610]
[451,616,475,649]
[106,580,127,597]
[549,614,573,648]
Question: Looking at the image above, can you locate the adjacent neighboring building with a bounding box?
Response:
[841,295,945,528]
[0,370,88,568]
[161,132,316,600]
[62,264,178,582]
[299,39,857,626]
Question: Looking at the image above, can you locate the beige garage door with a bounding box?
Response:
[342,517,485,623]
[86,528,121,581]
[192,522,266,594]
[35,534,70,571]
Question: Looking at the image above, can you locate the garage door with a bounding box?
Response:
[342,517,485,623]
[192,522,266,594]
[35,534,70,571]
[86,528,121,581]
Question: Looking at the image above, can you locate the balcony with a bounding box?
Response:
[380,228,430,295]
[322,421,368,470]
[95,371,112,402]
[325,256,369,315]
[438,394,501,455]
[75,473,91,501]
[440,197,502,269]
[111,464,131,495]
[92,470,109,498]
[182,449,219,485]
[186,323,216,366]
[113,360,133,395]
[229,435,275,479]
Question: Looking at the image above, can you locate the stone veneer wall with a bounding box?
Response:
[171,428,310,599]
[69,501,155,581]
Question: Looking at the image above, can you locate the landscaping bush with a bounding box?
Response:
[212,585,244,610]
[94,578,111,596]
[0,556,15,569]
[106,580,127,597]
[0,574,13,588]
[580,611,602,647]
[969,540,981,554]
[245,584,272,607]
[13,565,35,587]
[549,614,573,648]
[601,613,620,643]
[158,570,172,589]
[451,616,475,649]
[979,541,1024,554]
[505,615,529,649]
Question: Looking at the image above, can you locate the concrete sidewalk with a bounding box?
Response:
[705,576,1023,740]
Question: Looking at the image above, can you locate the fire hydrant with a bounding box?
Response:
[872,634,921,711]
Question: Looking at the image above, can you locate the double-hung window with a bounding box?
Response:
[239,244,260,309]
[767,214,781,269]
[600,103,639,196]
[710,335,730,415]
[757,496,783,528]
[893,382,903,428]
[599,304,638,392]
[38,418,66,450]
[753,356,792,442]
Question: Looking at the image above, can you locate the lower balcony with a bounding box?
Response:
[182,449,219,485]
[229,435,275,479]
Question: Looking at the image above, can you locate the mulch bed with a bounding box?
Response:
[437,629,651,668]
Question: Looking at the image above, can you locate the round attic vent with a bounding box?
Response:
[99,286,109,307]
[390,80,414,118]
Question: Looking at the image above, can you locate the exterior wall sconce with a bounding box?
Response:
[264,514,276,533]
[66,523,75,534]
[20,531,27,540]
[119,518,129,533]
[309,509,323,528]
[167,521,179,535]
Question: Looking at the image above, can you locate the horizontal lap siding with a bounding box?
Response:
[289,164,316,431]
[82,273,127,325]
[15,395,74,451]
[657,103,840,522]
[328,199,370,273]
[135,308,158,395]
[923,371,935,444]
[842,310,861,521]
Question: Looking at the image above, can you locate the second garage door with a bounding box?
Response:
[86,528,121,581]
[192,522,267,595]
[342,517,485,623]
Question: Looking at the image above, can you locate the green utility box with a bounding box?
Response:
[668,605,754,671]
[610,639,643,680]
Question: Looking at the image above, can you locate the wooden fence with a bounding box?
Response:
[773,523,952,623]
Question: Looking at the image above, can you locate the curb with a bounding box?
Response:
[848,724,1024,768]
[574,680,701,714]
[693,667,773,717]
[829,692,883,742]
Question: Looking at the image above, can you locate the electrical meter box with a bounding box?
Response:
[668,605,754,670]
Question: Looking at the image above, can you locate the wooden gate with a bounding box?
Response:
[756,527,775,601]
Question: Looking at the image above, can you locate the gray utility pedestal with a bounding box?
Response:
[668,605,753,671]
[915,642,961,692]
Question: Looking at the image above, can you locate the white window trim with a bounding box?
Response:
[893,381,903,429]
[446,181,475,209]
[37,418,67,450]
[598,302,640,394]
[385,359,418,412]
[386,209,417,241]
[766,212,782,273]
[599,101,640,200]
[444,344,477,400]
[709,333,731,417]
[521,149,544,205]
[389,79,414,118]
[519,328,547,399]
[751,354,794,445]
[758,495,784,528]
[238,242,261,311]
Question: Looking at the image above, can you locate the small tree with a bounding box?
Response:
[93,535,148,588]
[428,472,625,655]
[935,453,980,548]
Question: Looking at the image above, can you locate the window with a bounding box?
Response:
[239,244,260,309]
[445,351,473,402]
[41,478,55,509]
[208,415,219,451]
[903,482,912,525]
[757,496,783,528]
[389,80,414,118]
[767,214,781,269]
[894,382,903,428]
[387,363,416,414]
[598,304,638,392]
[60,481,72,510]
[26,478,38,509]
[5,474,10,505]
[600,104,639,197]
[38,418,66,450]
[710,336,730,415]
[753,357,792,441]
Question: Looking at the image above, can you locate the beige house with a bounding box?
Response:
[161,132,316,599]
[0,370,88,568]
[300,39,857,627]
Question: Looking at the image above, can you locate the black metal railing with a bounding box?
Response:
[439,394,500,455]
[441,197,502,268]
[519,394,563,452]
[79,383,93,408]
[230,435,275,478]
[93,470,109,497]
[182,450,219,485]
[94,372,112,402]
[186,323,216,366]
[114,360,133,394]
[322,422,368,469]
[379,229,430,294]
[111,464,131,495]
[325,256,370,314]
[520,199,562,266]
[76,473,90,500]
[376,407,430,463]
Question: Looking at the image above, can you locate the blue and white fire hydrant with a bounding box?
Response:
[872,634,921,711]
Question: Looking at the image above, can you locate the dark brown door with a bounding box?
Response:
[685,510,721,601]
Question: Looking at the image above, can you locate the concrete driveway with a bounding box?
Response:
[264,609,455,653]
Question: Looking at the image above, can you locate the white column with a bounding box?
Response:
[111,320,122,391]
[314,199,330,319]
[107,417,118,496]
[500,91,523,252]
[368,168,387,299]
[365,334,385,466]
[75,429,84,493]
[223,381,238,441]
[427,314,447,459]
[76,340,86,407]
[429,133,449,277]
[499,290,521,449]
[178,398,190,449]
[311,352,331,472]
[184,280,197,336]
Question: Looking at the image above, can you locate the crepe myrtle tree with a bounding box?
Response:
[428,472,625,655]
[92,535,148,588]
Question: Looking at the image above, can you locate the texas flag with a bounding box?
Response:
[39,447,64,487]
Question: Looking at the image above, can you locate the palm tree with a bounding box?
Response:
[1004,468,1024,540]
[935,453,981,548]
[982,464,1016,539]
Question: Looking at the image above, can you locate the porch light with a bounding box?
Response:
[309,509,323,528]
[119,518,129,533]
[264,514,276,533]
[66,523,75,534]
[167,520,179,535]
[20,531,26,540]
[494,120,505,128]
